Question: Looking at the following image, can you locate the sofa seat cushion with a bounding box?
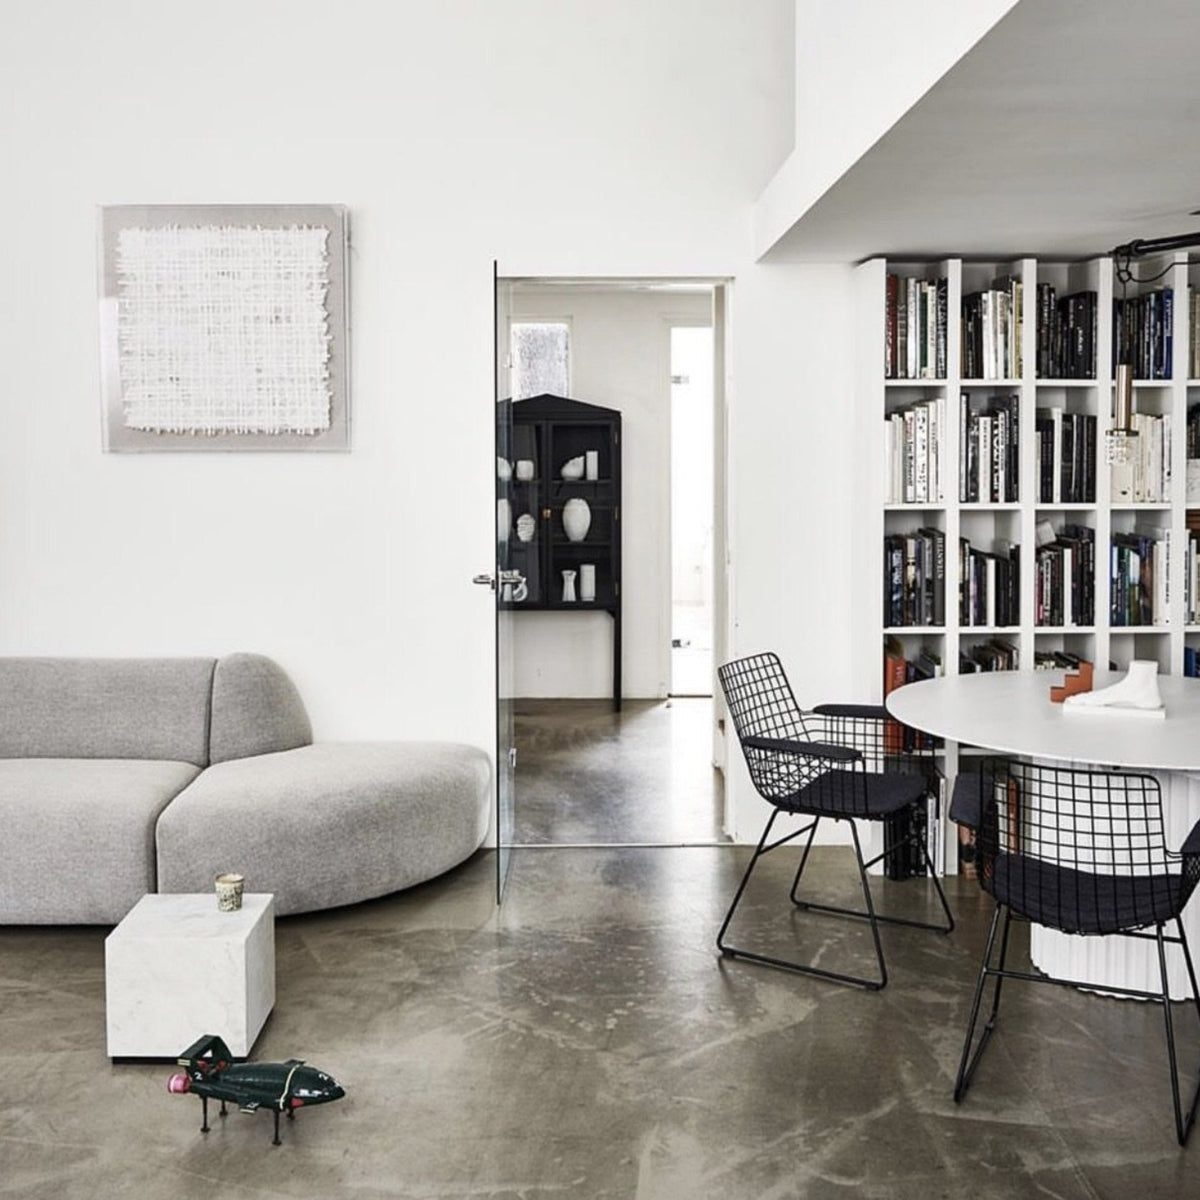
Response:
[0,758,202,924]
[155,742,491,916]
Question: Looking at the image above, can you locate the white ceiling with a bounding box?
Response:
[765,0,1200,263]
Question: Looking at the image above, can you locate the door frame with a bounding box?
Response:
[491,272,735,850]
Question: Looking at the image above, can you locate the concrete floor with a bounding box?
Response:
[514,698,725,845]
[3,844,1199,1199]
[4,702,1199,1197]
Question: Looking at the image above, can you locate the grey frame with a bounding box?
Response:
[98,204,349,452]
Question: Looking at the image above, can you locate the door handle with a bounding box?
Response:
[473,573,496,589]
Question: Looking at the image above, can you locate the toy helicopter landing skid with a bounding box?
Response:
[168,1034,345,1145]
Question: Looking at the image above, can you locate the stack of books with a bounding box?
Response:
[1036,286,1097,378]
[959,539,1020,627]
[1035,407,1097,504]
[1183,514,1200,625]
[885,274,947,379]
[884,398,945,503]
[1110,526,1170,626]
[961,274,1023,379]
[959,639,1019,672]
[960,392,1019,502]
[883,529,946,627]
[1113,288,1173,380]
[1110,411,1172,503]
[1035,523,1095,627]
[1190,291,1200,379]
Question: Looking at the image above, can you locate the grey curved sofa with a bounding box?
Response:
[0,654,491,923]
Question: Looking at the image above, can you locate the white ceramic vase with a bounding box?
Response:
[497,498,511,543]
[562,497,591,542]
[579,563,596,602]
[561,570,577,602]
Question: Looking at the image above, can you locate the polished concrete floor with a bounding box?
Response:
[514,698,725,844]
[4,844,1199,1199]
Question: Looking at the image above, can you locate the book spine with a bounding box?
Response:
[914,405,929,503]
[936,278,948,379]
[885,273,898,378]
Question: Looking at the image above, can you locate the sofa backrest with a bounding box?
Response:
[0,652,314,767]
[208,652,313,764]
[0,657,217,766]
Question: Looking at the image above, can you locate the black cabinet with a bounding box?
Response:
[497,393,622,708]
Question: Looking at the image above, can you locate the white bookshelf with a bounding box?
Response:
[855,252,1196,874]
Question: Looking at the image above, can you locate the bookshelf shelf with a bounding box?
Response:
[857,251,1199,875]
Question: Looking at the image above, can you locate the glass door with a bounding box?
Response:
[494,266,517,901]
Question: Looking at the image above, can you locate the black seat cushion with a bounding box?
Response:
[990,853,1187,935]
[783,769,926,818]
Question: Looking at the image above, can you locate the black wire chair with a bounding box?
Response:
[716,652,954,990]
[952,758,1200,1144]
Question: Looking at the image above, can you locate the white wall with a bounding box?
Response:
[720,263,859,838]
[755,0,1017,257]
[0,1,798,803]
[509,287,711,699]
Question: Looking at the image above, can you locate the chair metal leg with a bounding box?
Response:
[720,802,955,991]
[787,818,822,906]
[917,823,956,936]
[718,812,889,989]
[1174,916,1200,1143]
[954,903,1012,1103]
[1157,922,1200,1145]
[792,814,954,938]
[848,818,888,991]
[716,809,782,956]
[717,809,817,970]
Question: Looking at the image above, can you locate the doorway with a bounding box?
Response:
[500,278,729,848]
[669,324,715,698]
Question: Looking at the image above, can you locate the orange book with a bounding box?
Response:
[883,642,908,754]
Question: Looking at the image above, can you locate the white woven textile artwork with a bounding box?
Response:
[115,225,332,435]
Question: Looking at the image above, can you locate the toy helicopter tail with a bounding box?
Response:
[177,1034,235,1068]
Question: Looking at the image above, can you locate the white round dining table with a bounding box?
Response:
[887,669,1200,998]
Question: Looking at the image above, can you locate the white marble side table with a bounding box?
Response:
[105,892,275,1058]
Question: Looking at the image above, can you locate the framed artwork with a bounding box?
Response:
[99,204,349,451]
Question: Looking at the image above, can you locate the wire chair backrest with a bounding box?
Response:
[717,653,808,746]
[718,653,887,815]
[975,758,1200,935]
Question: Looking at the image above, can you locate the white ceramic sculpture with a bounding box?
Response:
[516,512,536,542]
[562,497,591,542]
[561,570,577,602]
[497,457,512,481]
[1063,659,1165,719]
[585,450,599,481]
[515,459,535,481]
[497,498,511,543]
[560,456,585,480]
[579,563,596,602]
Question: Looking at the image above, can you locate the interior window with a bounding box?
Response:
[511,321,570,399]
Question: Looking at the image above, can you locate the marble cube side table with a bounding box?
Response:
[105,892,275,1058]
